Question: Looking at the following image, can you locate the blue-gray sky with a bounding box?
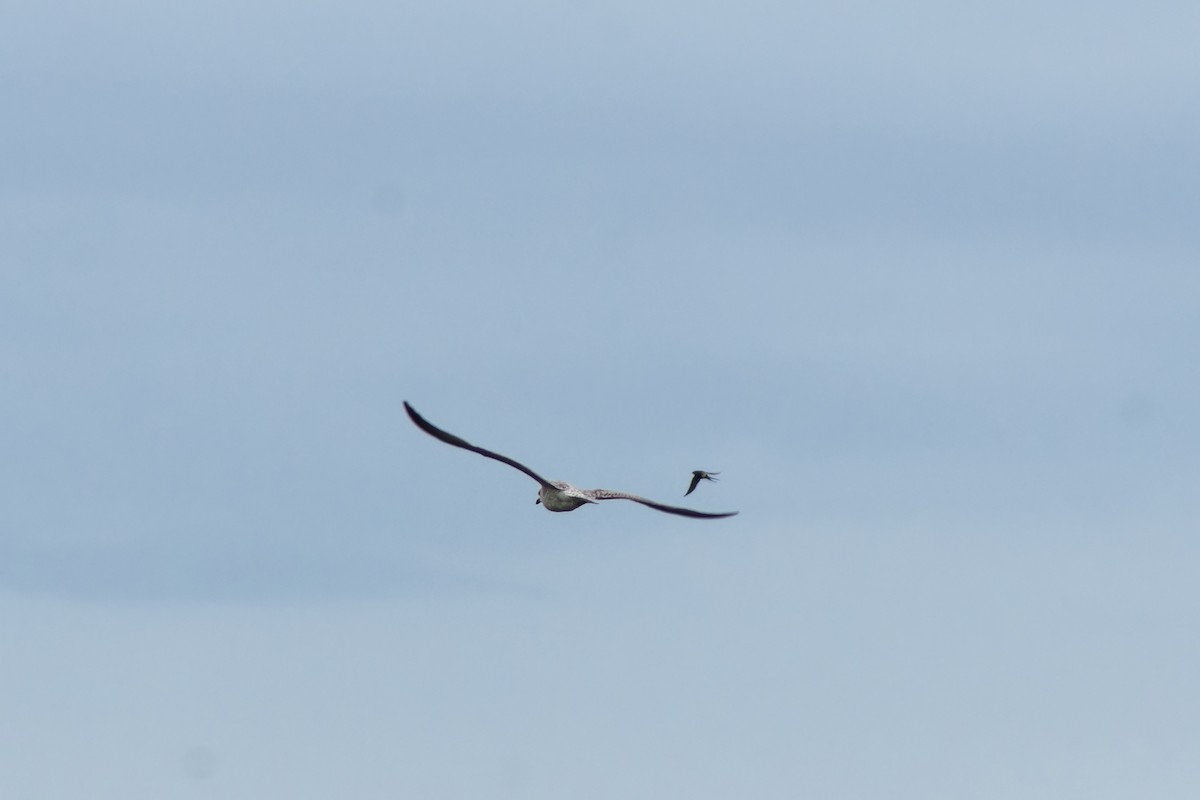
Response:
[3,1,1199,797]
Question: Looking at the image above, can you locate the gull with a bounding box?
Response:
[404,402,738,519]
[685,470,720,496]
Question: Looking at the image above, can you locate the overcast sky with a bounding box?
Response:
[3,1,1200,797]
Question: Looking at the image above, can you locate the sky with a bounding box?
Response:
[3,0,1200,797]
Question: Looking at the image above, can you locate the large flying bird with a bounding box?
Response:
[405,402,738,519]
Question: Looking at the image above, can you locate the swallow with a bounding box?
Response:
[685,470,720,496]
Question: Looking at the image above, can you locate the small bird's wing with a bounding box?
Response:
[404,402,555,489]
[586,488,738,519]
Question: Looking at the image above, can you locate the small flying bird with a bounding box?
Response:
[685,470,720,496]
[405,402,738,519]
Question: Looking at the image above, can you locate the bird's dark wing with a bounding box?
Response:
[404,402,554,489]
[586,488,737,519]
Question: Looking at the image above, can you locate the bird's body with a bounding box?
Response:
[538,481,597,512]
[685,470,720,496]
[404,402,737,519]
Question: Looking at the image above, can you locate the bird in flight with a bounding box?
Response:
[404,402,738,519]
[685,470,720,496]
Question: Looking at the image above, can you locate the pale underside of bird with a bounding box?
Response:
[685,470,720,496]
[404,402,738,519]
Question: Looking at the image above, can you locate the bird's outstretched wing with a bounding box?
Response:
[585,488,737,519]
[404,402,554,489]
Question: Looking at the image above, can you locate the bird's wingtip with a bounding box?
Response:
[403,401,435,431]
